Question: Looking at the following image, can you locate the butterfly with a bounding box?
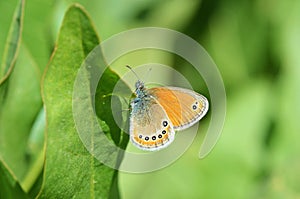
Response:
[127,66,209,151]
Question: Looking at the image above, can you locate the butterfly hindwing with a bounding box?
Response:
[129,97,175,151]
[148,87,209,130]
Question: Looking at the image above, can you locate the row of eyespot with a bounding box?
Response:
[139,130,166,141]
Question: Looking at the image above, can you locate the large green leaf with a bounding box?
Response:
[39,4,128,198]
[0,158,28,199]
[0,0,24,84]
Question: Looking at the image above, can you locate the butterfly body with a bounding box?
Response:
[129,80,208,151]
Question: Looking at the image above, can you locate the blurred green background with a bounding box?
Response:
[1,0,300,198]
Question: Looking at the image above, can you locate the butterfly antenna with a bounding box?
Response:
[126,65,141,81]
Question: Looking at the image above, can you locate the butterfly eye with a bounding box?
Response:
[152,136,156,140]
[139,135,142,139]
[145,136,149,141]
[158,134,162,139]
[192,104,197,110]
[162,130,166,134]
[162,121,168,127]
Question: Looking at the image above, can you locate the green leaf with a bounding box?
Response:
[39,4,128,198]
[0,158,28,199]
[0,0,24,84]
[0,44,43,190]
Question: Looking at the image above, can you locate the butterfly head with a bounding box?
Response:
[134,80,147,97]
[135,80,144,90]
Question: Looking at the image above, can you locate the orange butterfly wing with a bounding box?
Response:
[148,87,209,130]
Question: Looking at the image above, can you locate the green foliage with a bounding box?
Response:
[0,2,127,199]
[0,0,41,196]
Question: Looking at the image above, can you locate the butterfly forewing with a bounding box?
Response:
[130,98,175,151]
[148,87,209,130]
